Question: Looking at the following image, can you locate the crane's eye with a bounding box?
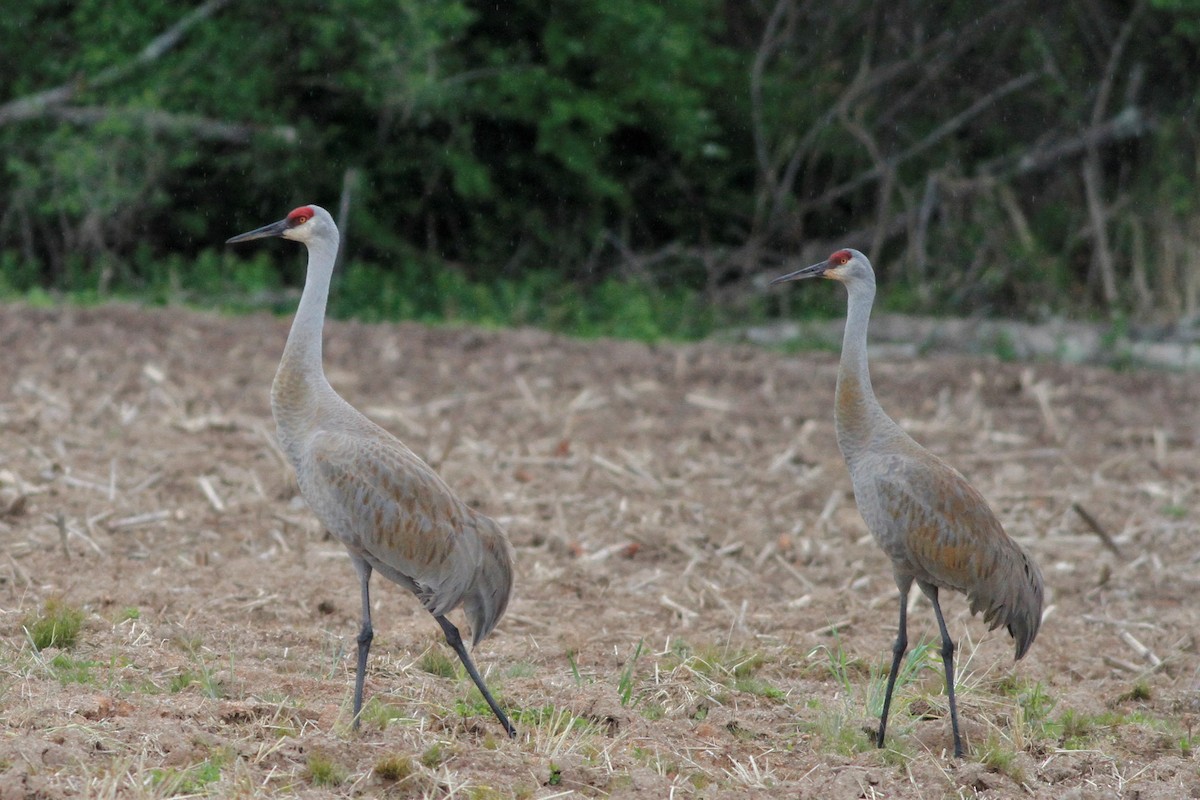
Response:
[831,250,851,265]
[286,205,316,226]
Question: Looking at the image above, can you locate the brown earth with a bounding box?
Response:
[0,303,1197,799]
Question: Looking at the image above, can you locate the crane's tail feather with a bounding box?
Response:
[462,516,515,647]
[968,544,1044,661]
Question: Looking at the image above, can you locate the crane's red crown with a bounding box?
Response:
[287,206,315,226]
[830,249,852,266]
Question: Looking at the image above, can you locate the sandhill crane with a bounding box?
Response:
[227,205,516,737]
[771,249,1043,758]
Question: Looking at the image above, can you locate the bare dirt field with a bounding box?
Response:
[1,303,1197,799]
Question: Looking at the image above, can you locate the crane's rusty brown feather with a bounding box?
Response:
[856,447,1044,660]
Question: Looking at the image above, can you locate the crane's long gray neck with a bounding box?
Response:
[834,278,890,461]
[273,234,340,461]
[279,235,338,377]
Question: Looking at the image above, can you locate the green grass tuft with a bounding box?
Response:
[807,703,876,756]
[454,687,510,725]
[49,653,98,685]
[1015,679,1057,729]
[304,752,346,787]
[150,757,223,796]
[421,742,447,768]
[566,649,586,687]
[506,662,536,679]
[374,754,415,782]
[617,639,645,708]
[680,645,768,679]
[1119,680,1153,702]
[25,598,85,650]
[511,705,593,732]
[467,787,507,800]
[359,698,413,730]
[978,735,1025,783]
[735,676,786,701]
[878,742,913,768]
[809,639,869,694]
[419,647,459,679]
[641,703,665,721]
[169,671,195,693]
[1057,708,1094,749]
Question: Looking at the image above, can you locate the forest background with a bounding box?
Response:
[2,0,1198,339]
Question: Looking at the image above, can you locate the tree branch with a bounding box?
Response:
[799,70,1042,213]
[1082,0,1147,308]
[44,105,296,144]
[979,107,1149,179]
[0,0,235,126]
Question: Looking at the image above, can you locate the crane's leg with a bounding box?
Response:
[922,583,964,758]
[351,557,374,730]
[877,581,911,749]
[435,615,516,738]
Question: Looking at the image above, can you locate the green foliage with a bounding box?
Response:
[24,599,85,651]
[506,662,536,679]
[454,690,508,724]
[3,0,1199,325]
[169,637,226,699]
[0,0,741,305]
[325,258,719,342]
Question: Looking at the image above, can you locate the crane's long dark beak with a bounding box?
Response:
[769,260,828,285]
[226,218,289,244]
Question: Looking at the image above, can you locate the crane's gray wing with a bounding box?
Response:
[861,451,1043,657]
[305,430,484,619]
